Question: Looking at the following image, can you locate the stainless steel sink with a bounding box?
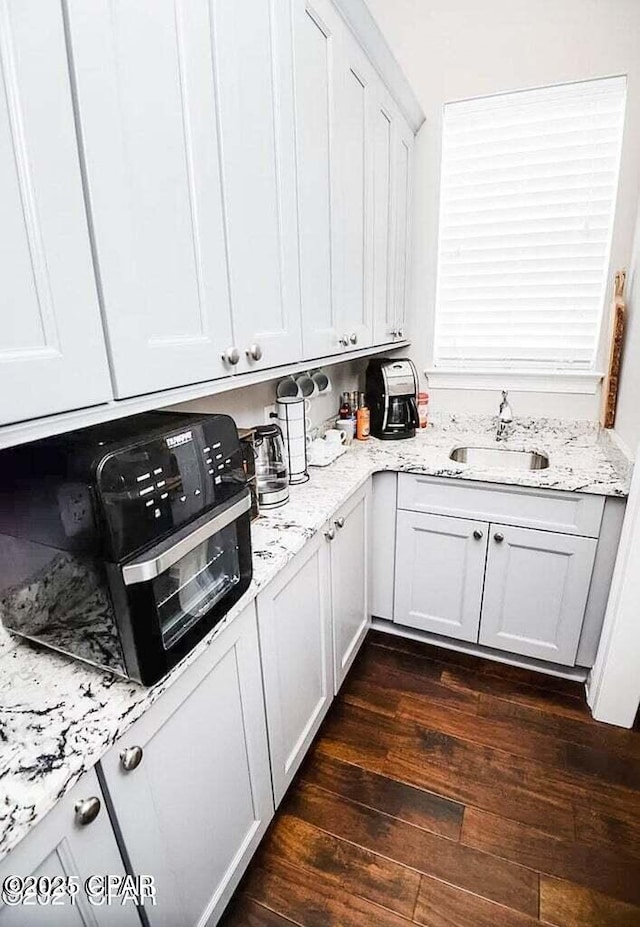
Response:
[449,446,550,470]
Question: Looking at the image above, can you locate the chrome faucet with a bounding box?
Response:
[496,390,513,441]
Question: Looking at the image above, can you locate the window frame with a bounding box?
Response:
[428,76,627,393]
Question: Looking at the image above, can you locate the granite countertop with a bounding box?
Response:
[0,413,632,860]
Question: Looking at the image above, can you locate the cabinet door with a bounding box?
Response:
[0,0,111,425]
[330,480,371,692]
[332,34,374,351]
[480,524,597,665]
[257,532,332,805]
[371,88,397,346]
[99,603,273,927]
[67,0,234,398]
[209,0,302,373]
[292,0,342,359]
[391,117,413,341]
[394,511,488,642]
[0,769,138,927]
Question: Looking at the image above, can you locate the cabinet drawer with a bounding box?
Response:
[397,474,604,538]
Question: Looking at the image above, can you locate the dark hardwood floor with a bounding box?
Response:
[220,631,640,926]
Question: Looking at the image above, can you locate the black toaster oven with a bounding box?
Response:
[0,412,252,685]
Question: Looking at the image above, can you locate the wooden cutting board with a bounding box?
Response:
[600,270,626,429]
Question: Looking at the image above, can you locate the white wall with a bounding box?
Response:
[614,205,640,454]
[169,359,366,430]
[367,0,640,419]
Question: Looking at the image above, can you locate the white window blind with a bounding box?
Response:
[434,76,626,370]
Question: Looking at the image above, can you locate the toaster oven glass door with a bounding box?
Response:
[152,522,241,649]
[116,491,252,684]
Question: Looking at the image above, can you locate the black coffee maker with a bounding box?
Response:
[366,358,420,440]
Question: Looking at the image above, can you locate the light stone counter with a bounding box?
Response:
[0,413,631,860]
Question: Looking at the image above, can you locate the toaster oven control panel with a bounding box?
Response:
[96,418,245,561]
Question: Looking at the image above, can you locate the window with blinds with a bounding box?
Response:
[433,76,627,370]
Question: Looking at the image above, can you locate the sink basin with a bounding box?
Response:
[449,446,550,470]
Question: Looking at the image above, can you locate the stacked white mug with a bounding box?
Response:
[276,397,310,484]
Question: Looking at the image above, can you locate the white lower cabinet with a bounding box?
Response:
[329,481,371,692]
[394,510,488,642]
[479,524,597,665]
[257,532,333,806]
[98,603,273,927]
[257,480,371,804]
[0,769,138,927]
[394,486,602,666]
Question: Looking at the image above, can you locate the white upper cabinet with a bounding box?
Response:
[67,0,235,398]
[292,0,414,361]
[0,0,419,432]
[292,0,342,359]
[371,89,396,346]
[207,0,302,374]
[0,0,112,426]
[332,34,375,351]
[371,93,413,346]
[391,116,413,341]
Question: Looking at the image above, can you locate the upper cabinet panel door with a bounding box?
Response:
[210,0,302,373]
[333,35,374,352]
[66,0,234,398]
[0,0,112,426]
[371,89,397,346]
[479,524,598,665]
[292,0,342,359]
[395,510,487,642]
[392,117,413,341]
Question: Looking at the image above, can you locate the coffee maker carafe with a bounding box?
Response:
[365,358,419,440]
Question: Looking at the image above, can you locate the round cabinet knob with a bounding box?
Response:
[397,328,404,338]
[494,532,505,543]
[75,796,101,826]
[349,333,357,345]
[325,527,336,542]
[335,517,345,529]
[390,328,398,338]
[222,346,240,365]
[246,343,263,362]
[339,335,349,348]
[473,529,483,540]
[120,745,144,772]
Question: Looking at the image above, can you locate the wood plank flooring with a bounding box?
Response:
[220,631,640,926]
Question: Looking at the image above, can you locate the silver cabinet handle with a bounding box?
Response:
[339,335,349,348]
[325,528,336,541]
[473,529,483,540]
[494,532,505,543]
[390,328,399,338]
[335,517,345,529]
[349,333,357,345]
[246,343,263,362]
[75,796,101,826]
[222,346,240,365]
[120,745,144,771]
